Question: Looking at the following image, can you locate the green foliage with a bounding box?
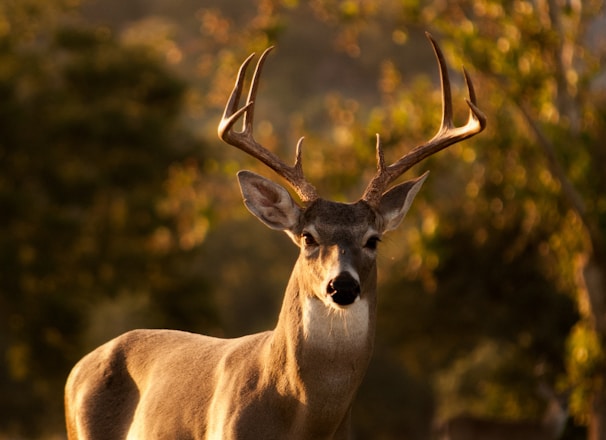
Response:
[412,0,605,429]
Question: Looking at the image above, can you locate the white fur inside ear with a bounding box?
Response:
[238,171,302,231]
[379,172,428,232]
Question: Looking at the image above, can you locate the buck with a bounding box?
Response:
[64,34,485,439]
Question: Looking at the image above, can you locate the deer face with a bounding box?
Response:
[238,170,427,309]
[296,199,379,308]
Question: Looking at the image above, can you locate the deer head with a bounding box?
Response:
[218,33,486,312]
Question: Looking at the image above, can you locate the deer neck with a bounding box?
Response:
[267,259,377,416]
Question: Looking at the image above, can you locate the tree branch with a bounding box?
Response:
[517,104,585,216]
[517,103,605,257]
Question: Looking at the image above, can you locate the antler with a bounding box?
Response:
[362,33,487,205]
[218,47,319,203]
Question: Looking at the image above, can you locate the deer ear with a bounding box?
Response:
[378,172,428,232]
[238,170,302,231]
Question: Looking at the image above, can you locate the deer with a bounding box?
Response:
[64,33,485,440]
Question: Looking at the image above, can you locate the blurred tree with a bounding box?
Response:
[399,1,606,438]
[0,1,216,437]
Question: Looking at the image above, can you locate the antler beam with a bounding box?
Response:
[218,47,319,203]
[362,33,487,205]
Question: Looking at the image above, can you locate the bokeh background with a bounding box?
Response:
[2,0,606,438]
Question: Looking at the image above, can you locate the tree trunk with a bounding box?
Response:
[590,390,606,440]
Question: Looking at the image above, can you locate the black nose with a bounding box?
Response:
[327,273,360,306]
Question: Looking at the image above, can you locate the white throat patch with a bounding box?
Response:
[302,296,369,349]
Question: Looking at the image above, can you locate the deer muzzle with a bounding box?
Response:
[326,272,361,306]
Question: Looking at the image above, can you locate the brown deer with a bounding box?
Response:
[64,33,485,440]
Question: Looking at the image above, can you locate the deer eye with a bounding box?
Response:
[364,236,381,251]
[302,232,318,247]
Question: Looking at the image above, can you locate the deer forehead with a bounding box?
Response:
[300,199,379,241]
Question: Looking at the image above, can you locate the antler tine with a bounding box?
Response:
[218,48,319,203]
[362,33,487,205]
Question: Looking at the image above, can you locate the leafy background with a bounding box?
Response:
[1,0,606,438]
